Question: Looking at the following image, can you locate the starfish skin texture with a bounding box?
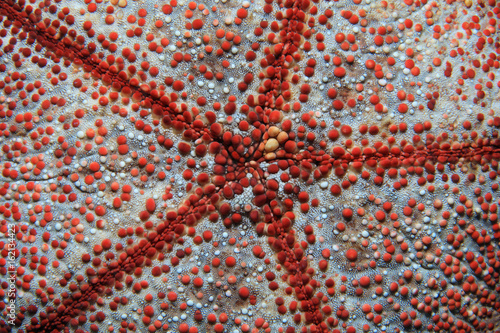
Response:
[0,0,500,333]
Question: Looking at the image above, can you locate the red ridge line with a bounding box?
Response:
[274,144,500,168]
[266,210,328,331]
[0,1,88,61]
[24,189,222,333]
[388,146,500,166]
[234,0,331,331]
[0,0,210,139]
